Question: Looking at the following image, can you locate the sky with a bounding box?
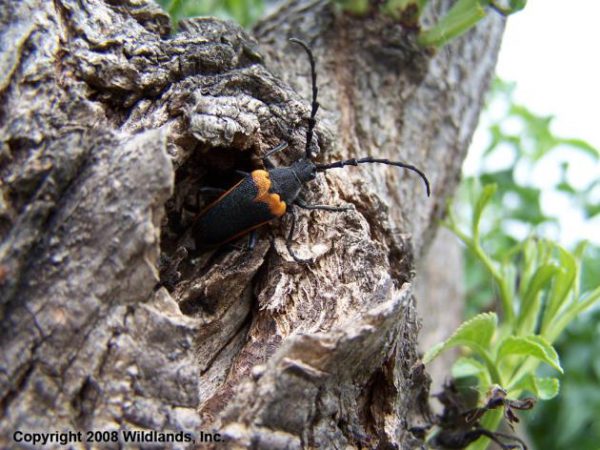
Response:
[465,0,600,246]
[497,0,600,148]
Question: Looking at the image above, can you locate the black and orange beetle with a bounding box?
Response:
[184,38,430,263]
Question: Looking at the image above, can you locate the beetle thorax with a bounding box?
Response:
[268,159,316,204]
[290,159,317,183]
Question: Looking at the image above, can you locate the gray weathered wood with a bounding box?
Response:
[0,0,504,448]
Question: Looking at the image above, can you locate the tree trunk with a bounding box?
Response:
[0,0,504,448]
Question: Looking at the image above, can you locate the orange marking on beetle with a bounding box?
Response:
[251,170,287,217]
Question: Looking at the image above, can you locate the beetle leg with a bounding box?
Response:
[235,170,250,177]
[263,142,288,169]
[226,232,258,253]
[263,142,288,159]
[179,187,227,229]
[295,198,351,212]
[198,187,226,195]
[285,205,313,264]
[263,157,275,169]
[195,187,227,211]
[225,231,258,270]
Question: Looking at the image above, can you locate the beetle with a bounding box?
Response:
[184,38,430,263]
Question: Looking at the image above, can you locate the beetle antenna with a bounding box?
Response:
[289,38,319,160]
[316,157,431,197]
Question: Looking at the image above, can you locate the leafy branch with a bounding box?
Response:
[424,183,600,449]
[336,0,526,48]
[158,0,525,48]
[157,0,265,28]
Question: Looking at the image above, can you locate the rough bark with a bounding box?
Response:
[0,0,504,448]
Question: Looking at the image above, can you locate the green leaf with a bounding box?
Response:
[523,264,560,304]
[509,373,533,395]
[519,239,538,299]
[556,180,577,195]
[472,184,497,238]
[542,246,577,333]
[452,356,492,388]
[418,0,486,48]
[335,0,371,15]
[579,243,600,292]
[536,377,560,400]
[509,186,552,225]
[518,263,560,334]
[497,335,563,373]
[381,0,428,19]
[500,261,518,317]
[509,373,559,400]
[424,312,497,364]
[547,285,600,342]
[584,201,600,219]
[509,0,527,11]
[160,0,264,28]
[452,356,486,377]
[490,0,527,14]
[509,105,557,161]
[558,137,600,160]
[574,285,600,315]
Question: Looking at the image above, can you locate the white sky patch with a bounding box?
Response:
[465,0,600,246]
[496,0,600,148]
